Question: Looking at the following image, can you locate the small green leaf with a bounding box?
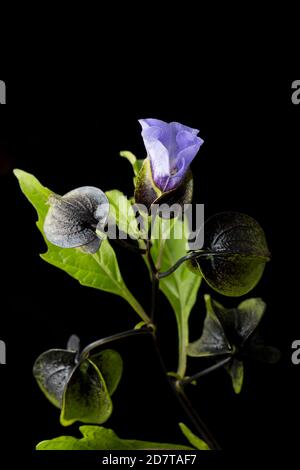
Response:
[179,423,210,450]
[14,170,149,323]
[106,189,141,239]
[149,217,202,377]
[134,321,147,329]
[119,151,144,186]
[188,295,232,358]
[36,425,194,450]
[61,360,112,426]
[225,358,244,394]
[191,212,270,297]
[90,349,123,396]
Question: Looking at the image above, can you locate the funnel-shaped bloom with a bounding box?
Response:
[139,118,204,192]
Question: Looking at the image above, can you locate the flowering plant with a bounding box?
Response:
[14,119,278,450]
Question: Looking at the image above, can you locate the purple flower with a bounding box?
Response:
[139,118,204,192]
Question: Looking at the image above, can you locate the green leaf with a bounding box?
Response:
[179,423,210,450]
[119,150,144,186]
[90,349,123,396]
[14,169,149,323]
[42,237,147,317]
[106,189,141,239]
[191,212,270,297]
[61,360,112,426]
[225,358,244,394]
[149,217,201,377]
[188,295,232,358]
[36,425,194,450]
[13,169,52,225]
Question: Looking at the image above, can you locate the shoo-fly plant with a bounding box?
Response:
[14,118,279,451]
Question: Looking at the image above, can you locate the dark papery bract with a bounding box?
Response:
[188,295,280,393]
[189,212,270,296]
[44,186,109,253]
[33,335,123,426]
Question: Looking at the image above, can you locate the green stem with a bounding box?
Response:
[113,238,146,254]
[157,250,209,279]
[179,356,232,386]
[146,235,159,324]
[126,290,152,325]
[149,333,220,450]
[177,319,188,379]
[175,382,221,450]
[80,327,152,360]
[158,250,271,279]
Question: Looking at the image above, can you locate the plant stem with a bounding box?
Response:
[158,250,271,279]
[151,275,159,323]
[174,382,221,450]
[157,250,209,279]
[179,356,232,386]
[83,326,221,449]
[80,327,153,360]
[177,321,188,379]
[125,289,152,325]
[146,238,159,324]
[149,333,221,450]
[111,237,146,254]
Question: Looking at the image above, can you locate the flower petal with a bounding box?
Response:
[138,118,203,192]
[139,118,168,130]
[140,127,171,191]
[176,136,204,169]
[170,121,200,136]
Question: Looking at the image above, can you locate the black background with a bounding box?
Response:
[0,76,299,462]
